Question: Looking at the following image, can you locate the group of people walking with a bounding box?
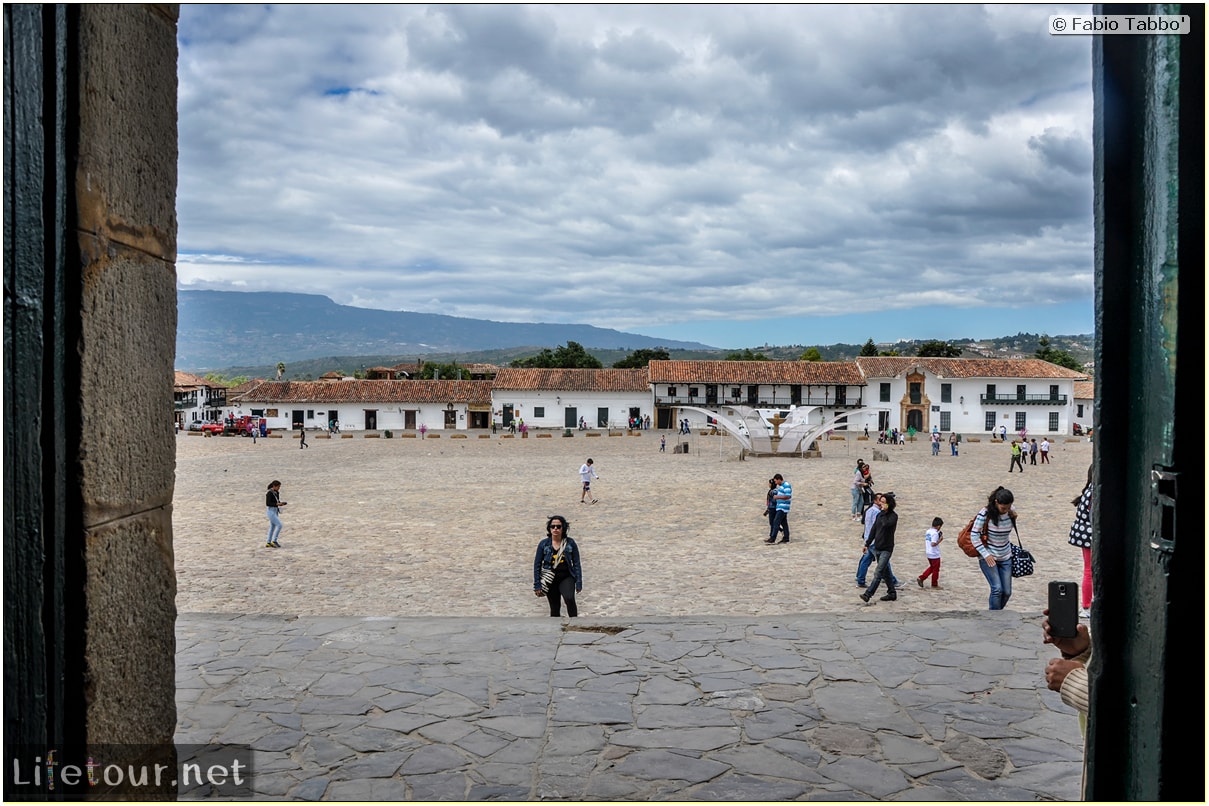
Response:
[535,445,1092,620]
[852,480,1015,608]
[254,432,1092,625]
[1009,438,1050,471]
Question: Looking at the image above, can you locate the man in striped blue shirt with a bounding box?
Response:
[765,473,792,544]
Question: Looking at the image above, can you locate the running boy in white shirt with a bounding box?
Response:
[916,517,944,588]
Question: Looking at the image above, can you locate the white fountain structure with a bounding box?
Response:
[675,405,889,456]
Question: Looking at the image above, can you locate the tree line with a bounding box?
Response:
[507,337,1080,371]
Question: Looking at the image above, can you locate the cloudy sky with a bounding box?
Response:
[177,4,1094,349]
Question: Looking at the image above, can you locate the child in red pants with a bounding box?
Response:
[917,517,944,588]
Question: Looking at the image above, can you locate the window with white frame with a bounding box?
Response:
[941,383,952,403]
[985,411,996,431]
[1049,412,1059,431]
[1015,412,1027,431]
[940,411,951,431]
[880,383,891,402]
[534,407,545,418]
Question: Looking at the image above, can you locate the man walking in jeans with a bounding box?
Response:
[765,473,792,544]
[856,492,901,588]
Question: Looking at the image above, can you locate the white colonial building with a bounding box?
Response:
[1072,380,1095,430]
[851,357,1086,436]
[229,379,493,431]
[646,358,1086,436]
[646,360,868,431]
[203,358,1088,438]
[173,371,227,428]
[490,368,652,430]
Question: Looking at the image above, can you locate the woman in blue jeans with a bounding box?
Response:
[849,461,868,521]
[972,486,1017,609]
[265,480,287,547]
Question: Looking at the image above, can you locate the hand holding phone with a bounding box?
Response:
[1047,581,1080,639]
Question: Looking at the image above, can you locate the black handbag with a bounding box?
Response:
[1009,526,1035,578]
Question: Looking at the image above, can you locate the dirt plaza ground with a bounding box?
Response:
[173,429,1093,620]
[175,427,1092,623]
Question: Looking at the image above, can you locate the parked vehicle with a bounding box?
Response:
[235,415,269,437]
[199,422,224,435]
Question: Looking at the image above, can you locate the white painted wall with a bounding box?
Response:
[218,373,1076,437]
[494,390,652,430]
[224,402,476,431]
[839,376,1076,435]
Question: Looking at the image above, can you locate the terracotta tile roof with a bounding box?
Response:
[854,357,1088,380]
[646,360,865,385]
[1073,381,1095,399]
[226,378,267,398]
[231,380,493,405]
[174,370,215,389]
[492,368,651,392]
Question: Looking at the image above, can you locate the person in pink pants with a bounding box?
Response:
[1068,467,1094,614]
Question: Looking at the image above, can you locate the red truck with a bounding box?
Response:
[230,415,268,437]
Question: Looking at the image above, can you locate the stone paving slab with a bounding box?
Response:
[176,611,1083,801]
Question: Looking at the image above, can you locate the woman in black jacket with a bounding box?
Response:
[860,492,899,603]
[532,515,583,617]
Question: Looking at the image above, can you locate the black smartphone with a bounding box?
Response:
[1048,581,1080,639]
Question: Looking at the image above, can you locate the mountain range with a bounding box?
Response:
[176,291,714,370]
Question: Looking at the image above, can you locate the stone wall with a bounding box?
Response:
[75,4,180,750]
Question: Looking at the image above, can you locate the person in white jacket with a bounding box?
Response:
[579,458,599,504]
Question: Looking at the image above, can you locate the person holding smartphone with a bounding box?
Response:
[265,480,287,548]
[1043,608,1091,726]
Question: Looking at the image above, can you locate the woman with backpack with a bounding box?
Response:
[972,486,1017,610]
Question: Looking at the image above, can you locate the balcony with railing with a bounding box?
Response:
[654,393,864,409]
[980,394,1068,406]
